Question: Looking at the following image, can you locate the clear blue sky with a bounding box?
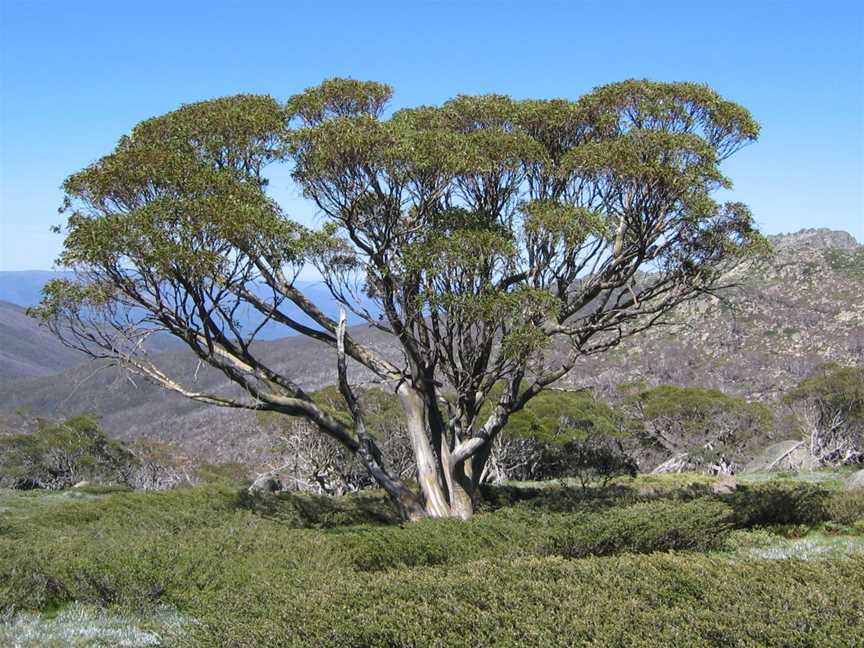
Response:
[1,0,862,271]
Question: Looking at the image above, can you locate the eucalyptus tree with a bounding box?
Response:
[33,78,765,519]
[785,365,864,466]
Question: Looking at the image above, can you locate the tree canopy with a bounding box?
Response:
[785,364,864,466]
[33,78,765,519]
[624,384,774,473]
[0,416,132,489]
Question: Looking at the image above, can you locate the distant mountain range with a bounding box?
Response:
[0,228,861,464]
[0,272,377,355]
[0,270,73,307]
[0,300,85,381]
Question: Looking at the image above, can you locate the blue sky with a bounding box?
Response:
[1,0,862,271]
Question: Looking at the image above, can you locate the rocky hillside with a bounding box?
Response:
[570,228,863,399]
[0,228,861,462]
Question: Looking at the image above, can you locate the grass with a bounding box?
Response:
[1,473,863,646]
[737,467,860,487]
[0,603,183,648]
[726,526,864,559]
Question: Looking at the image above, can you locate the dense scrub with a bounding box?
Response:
[1,476,863,646]
[187,555,864,648]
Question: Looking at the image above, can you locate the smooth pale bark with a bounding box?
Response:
[370,465,427,522]
[397,384,453,517]
[336,307,427,521]
[447,460,476,520]
[391,383,496,519]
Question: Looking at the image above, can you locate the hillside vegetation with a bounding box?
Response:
[1,474,863,647]
[0,228,861,468]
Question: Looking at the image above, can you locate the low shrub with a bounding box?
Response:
[825,490,864,526]
[338,499,735,573]
[476,483,543,511]
[237,489,397,528]
[0,510,338,612]
[3,481,862,648]
[515,483,643,514]
[180,554,864,648]
[0,485,248,610]
[336,508,559,572]
[543,499,733,558]
[725,481,830,527]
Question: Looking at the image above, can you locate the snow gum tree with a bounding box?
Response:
[33,78,765,520]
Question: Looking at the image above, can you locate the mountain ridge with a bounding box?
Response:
[0,227,861,463]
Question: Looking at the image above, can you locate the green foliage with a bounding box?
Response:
[185,555,863,648]
[194,462,249,485]
[784,364,864,465]
[494,389,639,484]
[2,478,862,647]
[287,78,393,125]
[725,482,831,527]
[476,483,544,510]
[544,500,733,558]
[546,436,638,487]
[0,416,134,490]
[55,95,297,277]
[236,489,397,528]
[336,513,537,572]
[0,485,242,610]
[507,483,644,514]
[825,490,864,527]
[627,385,774,469]
[503,389,632,444]
[786,364,864,426]
[631,385,773,435]
[33,78,766,516]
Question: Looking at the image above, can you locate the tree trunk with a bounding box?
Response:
[380,478,428,522]
[447,459,477,519]
[393,383,486,519]
[397,384,452,517]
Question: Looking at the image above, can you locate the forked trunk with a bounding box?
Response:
[392,384,486,520]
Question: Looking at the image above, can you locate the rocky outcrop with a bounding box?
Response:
[651,453,693,474]
[569,229,863,403]
[846,469,864,491]
[711,476,738,495]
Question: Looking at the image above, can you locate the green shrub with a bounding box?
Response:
[825,490,864,526]
[476,483,543,511]
[237,489,397,528]
[181,554,864,648]
[544,499,733,558]
[516,483,643,513]
[0,485,247,610]
[4,481,863,648]
[194,462,249,485]
[625,385,775,471]
[725,481,830,527]
[335,499,733,573]
[0,416,135,490]
[335,508,559,572]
